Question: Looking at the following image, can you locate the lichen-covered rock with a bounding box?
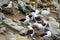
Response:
[18,0,29,14]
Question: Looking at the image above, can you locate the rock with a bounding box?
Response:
[41,0,48,3]
[3,18,28,35]
[0,34,7,40]
[36,0,41,3]
[52,0,58,3]
[51,0,58,7]
[37,3,47,8]
[19,28,28,36]
[6,33,29,40]
[3,18,24,31]
[6,32,17,40]
[18,0,30,14]
[0,25,6,33]
[14,34,29,40]
[13,19,21,26]
[47,17,60,36]
[40,37,52,40]
[13,2,18,9]
[48,20,60,36]
[0,0,9,5]
[48,17,56,22]
[0,22,2,24]
[1,8,14,15]
[47,3,56,8]
[18,0,34,15]
[56,4,60,16]
[0,12,6,21]
[58,0,60,4]
[23,0,30,3]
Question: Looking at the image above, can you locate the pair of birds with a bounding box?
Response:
[31,9,41,22]
[31,8,50,17]
[26,22,52,38]
[19,9,40,24]
[31,8,50,22]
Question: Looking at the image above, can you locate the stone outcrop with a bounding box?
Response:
[48,17,60,36]
[3,18,28,35]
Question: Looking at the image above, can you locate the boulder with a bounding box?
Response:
[48,21,60,36]
[19,28,28,35]
[51,0,58,9]
[48,17,56,22]
[18,0,29,14]
[0,12,5,21]
[0,25,6,33]
[3,18,28,34]
[46,17,60,36]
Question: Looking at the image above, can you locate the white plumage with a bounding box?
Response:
[23,15,31,24]
[43,31,52,37]
[6,1,12,8]
[33,23,46,30]
[27,24,33,30]
[41,8,50,16]
[31,12,38,18]
[31,12,40,22]
[35,9,40,15]
[1,1,13,8]
[19,15,31,24]
[27,24,35,37]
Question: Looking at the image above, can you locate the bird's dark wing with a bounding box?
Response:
[27,30,33,35]
[35,17,41,21]
[19,18,26,22]
[42,23,46,26]
[39,33,47,37]
[1,4,8,8]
